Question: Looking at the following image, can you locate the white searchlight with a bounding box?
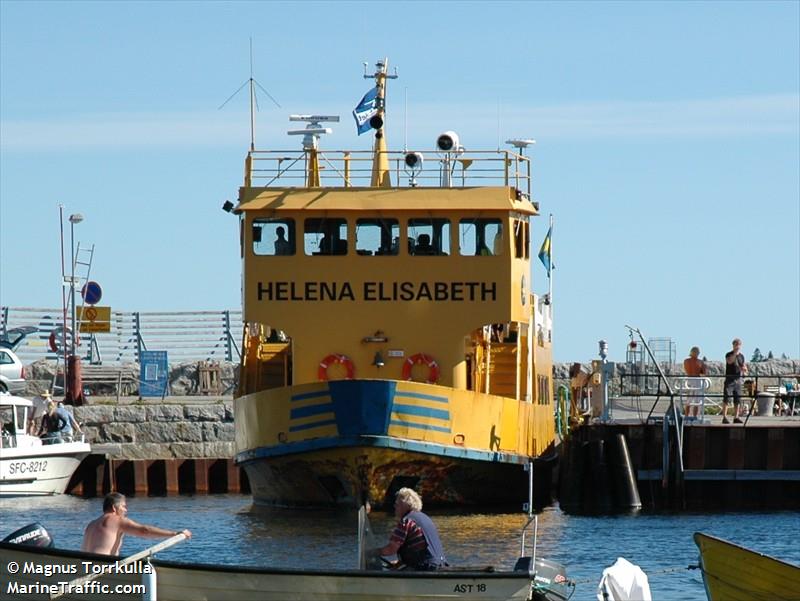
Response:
[436,131,461,152]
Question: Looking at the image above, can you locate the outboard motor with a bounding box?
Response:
[515,556,570,599]
[2,523,54,548]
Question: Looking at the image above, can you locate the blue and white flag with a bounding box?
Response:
[352,86,379,135]
[538,225,552,275]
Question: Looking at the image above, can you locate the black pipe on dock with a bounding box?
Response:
[607,433,642,510]
[584,439,613,514]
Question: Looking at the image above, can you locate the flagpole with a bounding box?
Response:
[548,213,553,305]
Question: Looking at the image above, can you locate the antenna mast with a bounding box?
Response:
[218,40,281,185]
[365,57,398,188]
[249,39,256,152]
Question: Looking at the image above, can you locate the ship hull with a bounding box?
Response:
[240,442,554,508]
[235,379,556,508]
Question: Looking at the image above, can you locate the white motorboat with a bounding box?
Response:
[0,393,91,496]
[0,523,572,601]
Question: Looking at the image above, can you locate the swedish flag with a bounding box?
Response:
[538,225,552,274]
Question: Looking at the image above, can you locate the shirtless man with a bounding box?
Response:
[82,492,191,555]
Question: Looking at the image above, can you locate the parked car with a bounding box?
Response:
[0,326,37,351]
[0,347,25,393]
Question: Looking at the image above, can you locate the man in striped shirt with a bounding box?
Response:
[379,487,447,570]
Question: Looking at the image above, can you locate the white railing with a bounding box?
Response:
[1,307,242,364]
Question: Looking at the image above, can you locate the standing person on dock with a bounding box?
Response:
[722,338,747,424]
[37,400,66,443]
[376,488,447,570]
[683,347,707,418]
[82,492,191,555]
[55,397,82,441]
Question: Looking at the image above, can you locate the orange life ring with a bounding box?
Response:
[48,327,78,353]
[318,353,355,381]
[402,353,440,384]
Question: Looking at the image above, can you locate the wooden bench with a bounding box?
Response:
[80,365,139,401]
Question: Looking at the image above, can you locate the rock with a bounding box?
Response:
[174,422,204,442]
[184,404,227,422]
[204,441,235,458]
[145,405,184,422]
[115,443,171,460]
[135,422,183,443]
[99,423,136,443]
[169,442,206,458]
[114,406,147,423]
[83,426,101,442]
[75,406,115,424]
[202,422,234,442]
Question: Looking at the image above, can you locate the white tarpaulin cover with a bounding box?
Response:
[597,557,652,601]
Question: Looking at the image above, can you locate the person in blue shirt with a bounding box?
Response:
[55,398,83,441]
[378,487,447,571]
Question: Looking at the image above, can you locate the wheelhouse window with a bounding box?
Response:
[252,218,296,256]
[408,218,450,256]
[459,218,503,256]
[355,218,400,256]
[305,218,348,256]
[514,219,530,259]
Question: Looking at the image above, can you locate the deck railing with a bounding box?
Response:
[247,149,533,196]
[1,306,242,364]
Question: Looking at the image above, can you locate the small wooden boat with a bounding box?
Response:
[0,523,571,601]
[0,394,91,496]
[694,532,800,601]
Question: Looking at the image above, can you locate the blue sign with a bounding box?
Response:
[81,281,103,305]
[140,350,169,397]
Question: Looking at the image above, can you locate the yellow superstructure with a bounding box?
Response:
[233,58,555,507]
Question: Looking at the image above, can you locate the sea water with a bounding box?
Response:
[1,494,797,601]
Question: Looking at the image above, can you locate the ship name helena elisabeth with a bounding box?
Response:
[257,280,498,302]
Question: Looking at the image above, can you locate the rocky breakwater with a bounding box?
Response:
[71,400,234,461]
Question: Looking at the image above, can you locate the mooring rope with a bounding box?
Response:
[568,564,699,586]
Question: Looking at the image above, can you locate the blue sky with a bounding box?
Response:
[1,1,798,363]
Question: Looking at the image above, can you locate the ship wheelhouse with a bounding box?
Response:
[236,182,551,406]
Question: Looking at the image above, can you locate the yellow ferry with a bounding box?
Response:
[233,59,556,508]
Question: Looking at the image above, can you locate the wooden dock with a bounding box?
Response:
[560,416,800,511]
[67,454,250,497]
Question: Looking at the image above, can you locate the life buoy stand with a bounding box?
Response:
[48,326,78,353]
[402,353,440,384]
[318,353,355,381]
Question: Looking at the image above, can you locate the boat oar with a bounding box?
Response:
[50,533,187,600]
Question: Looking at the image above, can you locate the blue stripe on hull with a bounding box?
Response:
[391,404,450,420]
[288,419,338,432]
[393,391,449,403]
[290,403,335,419]
[290,389,332,402]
